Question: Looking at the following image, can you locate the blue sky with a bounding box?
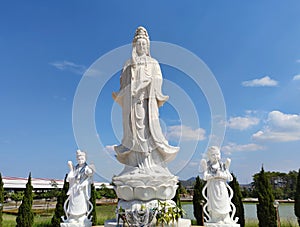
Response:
[1,1,300,184]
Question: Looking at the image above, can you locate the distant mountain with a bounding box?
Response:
[180,176,197,188]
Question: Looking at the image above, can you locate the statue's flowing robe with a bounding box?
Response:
[66,163,92,216]
[113,56,179,168]
[204,162,232,215]
[206,178,231,214]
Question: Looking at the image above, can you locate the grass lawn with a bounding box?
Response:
[2,204,117,226]
[3,203,298,226]
[3,212,52,227]
[95,204,117,225]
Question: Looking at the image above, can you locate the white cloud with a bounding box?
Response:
[50,60,86,75]
[293,74,300,81]
[166,125,206,141]
[222,142,265,155]
[252,110,300,142]
[242,76,278,87]
[227,116,259,130]
[296,59,300,63]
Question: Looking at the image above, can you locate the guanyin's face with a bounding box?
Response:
[136,38,147,56]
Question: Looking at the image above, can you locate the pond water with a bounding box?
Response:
[182,203,297,221]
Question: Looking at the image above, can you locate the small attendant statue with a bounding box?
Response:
[62,150,94,226]
[201,146,237,225]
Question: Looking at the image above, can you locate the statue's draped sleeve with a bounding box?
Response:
[148,59,178,163]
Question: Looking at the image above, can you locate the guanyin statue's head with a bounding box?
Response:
[132,26,150,57]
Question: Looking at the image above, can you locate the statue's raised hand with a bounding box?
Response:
[68,161,73,171]
[200,159,207,172]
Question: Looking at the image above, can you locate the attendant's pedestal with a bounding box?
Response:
[204,223,240,227]
[60,215,92,227]
[60,223,91,227]
[60,222,92,227]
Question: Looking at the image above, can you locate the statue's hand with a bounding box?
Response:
[68,161,73,171]
[216,170,227,179]
[225,158,231,169]
[200,159,207,172]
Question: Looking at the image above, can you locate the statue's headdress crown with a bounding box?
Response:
[76,149,86,158]
[133,26,149,44]
[207,146,220,156]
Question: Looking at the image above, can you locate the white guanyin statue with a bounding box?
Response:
[61,150,94,227]
[200,146,239,226]
[112,26,179,202]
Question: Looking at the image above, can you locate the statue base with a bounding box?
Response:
[60,216,92,227]
[113,165,178,201]
[204,223,240,227]
[108,199,190,226]
[60,222,92,227]
[105,218,191,227]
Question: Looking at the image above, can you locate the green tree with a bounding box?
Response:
[41,180,60,212]
[253,170,298,200]
[172,182,183,218]
[229,173,245,227]
[287,171,298,199]
[0,173,4,227]
[10,191,24,208]
[16,173,34,227]
[94,189,102,199]
[45,180,60,199]
[178,181,187,195]
[193,176,205,226]
[89,184,97,225]
[294,168,300,226]
[51,174,69,227]
[254,167,277,227]
[98,184,116,199]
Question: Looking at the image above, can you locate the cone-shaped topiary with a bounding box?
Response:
[193,176,205,226]
[229,173,245,227]
[51,174,69,227]
[294,168,300,226]
[16,173,34,227]
[255,166,277,227]
[89,183,97,225]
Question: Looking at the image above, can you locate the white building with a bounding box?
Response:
[3,176,113,190]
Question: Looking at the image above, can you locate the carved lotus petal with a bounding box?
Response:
[117,185,134,201]
[157,185,176,200]
[134,186,156,201]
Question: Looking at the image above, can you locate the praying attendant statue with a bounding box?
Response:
[62,150,94,227]
[112,26,179,202]
[200,146,239,225]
